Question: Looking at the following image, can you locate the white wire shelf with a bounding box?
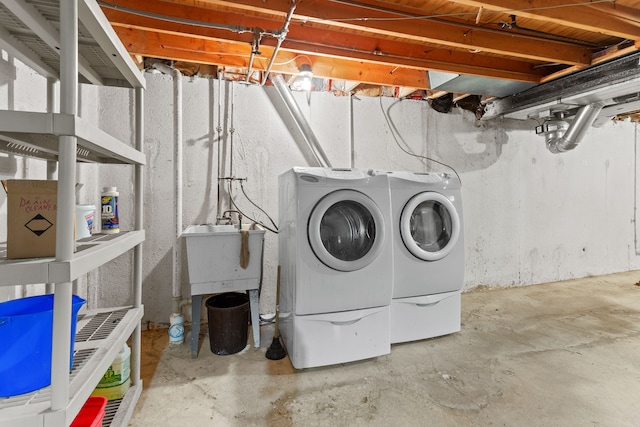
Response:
[103,384,142,427]
[0,111,146,165]
[0,306,144,427]
[0,230,145,287]
[0,0,145,89]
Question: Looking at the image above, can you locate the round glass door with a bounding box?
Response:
[308,190,386,272]
[400,192,460,261]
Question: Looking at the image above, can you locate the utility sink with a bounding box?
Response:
[181,224,265,287]
[181,224,266,356]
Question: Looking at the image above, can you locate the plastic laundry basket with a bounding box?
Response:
[0,294,86,397]
[206,293,249,355]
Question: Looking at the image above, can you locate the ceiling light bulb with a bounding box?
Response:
[292,63,313,91]
[298,63,313,77]
[299,75,312,91]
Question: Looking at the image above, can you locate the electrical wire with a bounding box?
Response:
[228,180,279,233]
[240,180,279,231]
[222,100,278,233]
[264,54,314,67]
[101,0,614,25]
[319,0,615,23]
[379,97,462,184]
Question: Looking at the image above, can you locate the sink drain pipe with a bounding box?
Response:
[171,67,185,344]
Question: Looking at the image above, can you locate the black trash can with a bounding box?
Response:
[206,292,249,355]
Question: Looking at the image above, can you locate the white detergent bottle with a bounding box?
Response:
[101,186,119,234]
[91,343,131,400]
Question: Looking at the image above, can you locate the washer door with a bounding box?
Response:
[308,190,386,272]
[400,192,460,261]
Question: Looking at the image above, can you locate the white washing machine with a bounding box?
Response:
[278,167,393,369]
[388,171,464,344]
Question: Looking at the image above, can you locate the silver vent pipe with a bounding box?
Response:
[271,73,332,168]
[543,103,604,154]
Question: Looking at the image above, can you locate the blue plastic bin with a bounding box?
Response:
[0,294,86,397]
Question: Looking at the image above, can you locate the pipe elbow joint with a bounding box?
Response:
[546,137,573,154]
[544,102,604,154]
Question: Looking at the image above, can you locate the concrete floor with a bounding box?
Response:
[130,271,640,426]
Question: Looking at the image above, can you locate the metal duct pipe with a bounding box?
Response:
[271,74,332,168]
[545,103,604,154]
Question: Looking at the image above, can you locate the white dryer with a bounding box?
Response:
[388,171,464,344]
[278,167,393,369]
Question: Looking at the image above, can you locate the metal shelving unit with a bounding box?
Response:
[0,0,145,426]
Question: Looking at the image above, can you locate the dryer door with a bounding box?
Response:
[400,192,460,261]
[308,190,386,272]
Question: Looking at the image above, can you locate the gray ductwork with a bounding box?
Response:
[271,73,332,168]
[536,103,604,154]
[483,52,640,122]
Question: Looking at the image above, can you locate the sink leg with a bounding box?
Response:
[248,289,260,348]
[191,294,202,358]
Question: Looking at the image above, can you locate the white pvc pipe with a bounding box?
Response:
[230,82,234,179]
[132,86,144,387]
[349,91,354,169]
[216,75,224,221]
[134,88,144,306]
[52,0,78,411]
[172,69,183,314]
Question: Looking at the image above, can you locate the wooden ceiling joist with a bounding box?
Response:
[101,0,640,103]
[185,0,594,64]
[112,27,431,88]
[447,0,640,40]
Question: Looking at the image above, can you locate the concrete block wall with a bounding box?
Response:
[2,59,640,326]
[97,72,640,326]
[353,99,640,287]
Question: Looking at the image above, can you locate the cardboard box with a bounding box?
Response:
[2,180,57,259]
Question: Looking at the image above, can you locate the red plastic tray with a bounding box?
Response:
[71,396,108,427]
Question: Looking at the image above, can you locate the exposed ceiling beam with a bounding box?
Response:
[447,0,640,40]
[104,4,547,83]
[92,0,640,122]
[540,42,640,83]
[112,26,431,88]
[115,0,593,65]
